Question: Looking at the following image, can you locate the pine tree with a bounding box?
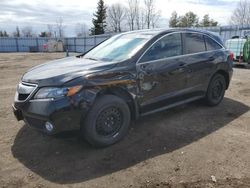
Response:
[16,26,20,37]
[90,0,107,35]
[3,31,8,37]
[39,31,49,37]
[178,12,199,27]
[169,11,179,28]
[200,14,218,27]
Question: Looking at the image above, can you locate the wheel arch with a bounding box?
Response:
[96,87,139,120]
[214,69,230,89]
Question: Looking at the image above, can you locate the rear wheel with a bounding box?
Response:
[82,95,131,147]
[205,74,226,106]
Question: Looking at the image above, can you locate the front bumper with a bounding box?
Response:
[13,89,94,134]
[12,104,23,121]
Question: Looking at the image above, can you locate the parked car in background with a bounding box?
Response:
[13,28,233,147]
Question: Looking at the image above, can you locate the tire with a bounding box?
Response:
[82,95,131,147]
[205,73,226,106]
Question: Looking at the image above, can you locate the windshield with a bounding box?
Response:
[83,33,153,62]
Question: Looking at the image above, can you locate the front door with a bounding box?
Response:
[136,33,190,113]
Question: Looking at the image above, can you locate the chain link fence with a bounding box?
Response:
[0,25,250,63]
[0,34,113,53]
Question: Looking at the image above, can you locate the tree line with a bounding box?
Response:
[0,18,68,38]
[91,0,161,35]
[169,11,218,28]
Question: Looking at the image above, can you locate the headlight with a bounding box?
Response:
[34,85,83,99]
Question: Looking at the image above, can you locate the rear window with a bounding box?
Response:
[204,35,222,51]
[184,33,206,54]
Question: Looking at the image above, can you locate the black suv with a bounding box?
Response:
[13,29,233,147]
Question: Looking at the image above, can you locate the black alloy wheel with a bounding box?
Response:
[82,95,131,147]
[205,73,226,106]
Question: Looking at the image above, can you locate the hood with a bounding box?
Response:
[22,56,118,86]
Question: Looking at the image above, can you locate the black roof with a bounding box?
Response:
[123,28,224,46]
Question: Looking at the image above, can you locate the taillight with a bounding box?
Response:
[229,52,234,61]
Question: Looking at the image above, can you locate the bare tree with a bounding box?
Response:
[21,26,33,37]
[143,0,160,29]
[127,0,140,30]
[106,0,161,31]
[107,3,127,32]
[138,9,146,29]
[135,1,144,30]
[151,10,161,28]
[231,0,250,26]
[55,18,65,38]
[75,23,89,37]
[47,24,54,37]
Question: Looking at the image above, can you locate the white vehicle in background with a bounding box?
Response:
[225,37,246,60]
[225,36,250,66]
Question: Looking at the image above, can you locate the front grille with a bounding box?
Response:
[16,82,37,101]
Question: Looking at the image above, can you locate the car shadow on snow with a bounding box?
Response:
[11,97,249,184]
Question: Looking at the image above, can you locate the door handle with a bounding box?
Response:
[179,62,187,67]
[179,62,192,73]
[169,67,186,75]
[208,57,215,61]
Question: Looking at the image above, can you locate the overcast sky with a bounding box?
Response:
[0,0,240,36]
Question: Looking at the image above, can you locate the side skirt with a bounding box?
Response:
[140,95,204,117]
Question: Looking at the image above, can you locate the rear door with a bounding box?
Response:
[182,33,215,96]
[203,35,225,83]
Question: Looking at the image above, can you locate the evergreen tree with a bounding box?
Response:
[3,31,8,37]
[178,11,199,27]
[16,26,20,37]
[90,0,107,35]
[0,31,3,37]
[199,14,218,27]
[169,11,179,27]
[39,31,50,37]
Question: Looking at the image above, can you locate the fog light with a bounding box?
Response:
[45,122,54,132]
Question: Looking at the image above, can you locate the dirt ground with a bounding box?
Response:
[0,53,250,188]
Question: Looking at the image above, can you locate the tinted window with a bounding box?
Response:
[184,33,206,54]
[204,35,222,51]
[140,33,182,62]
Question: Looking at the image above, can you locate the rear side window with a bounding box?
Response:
[140,33,182,63]
[184,33,206,54]
[204,35,222,51]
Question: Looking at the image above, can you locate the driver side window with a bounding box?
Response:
[140,33,182,63]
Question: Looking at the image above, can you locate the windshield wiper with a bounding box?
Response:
[84,57,98,61]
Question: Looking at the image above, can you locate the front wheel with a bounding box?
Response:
[205,73,226,106]
[82,95,131,147]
